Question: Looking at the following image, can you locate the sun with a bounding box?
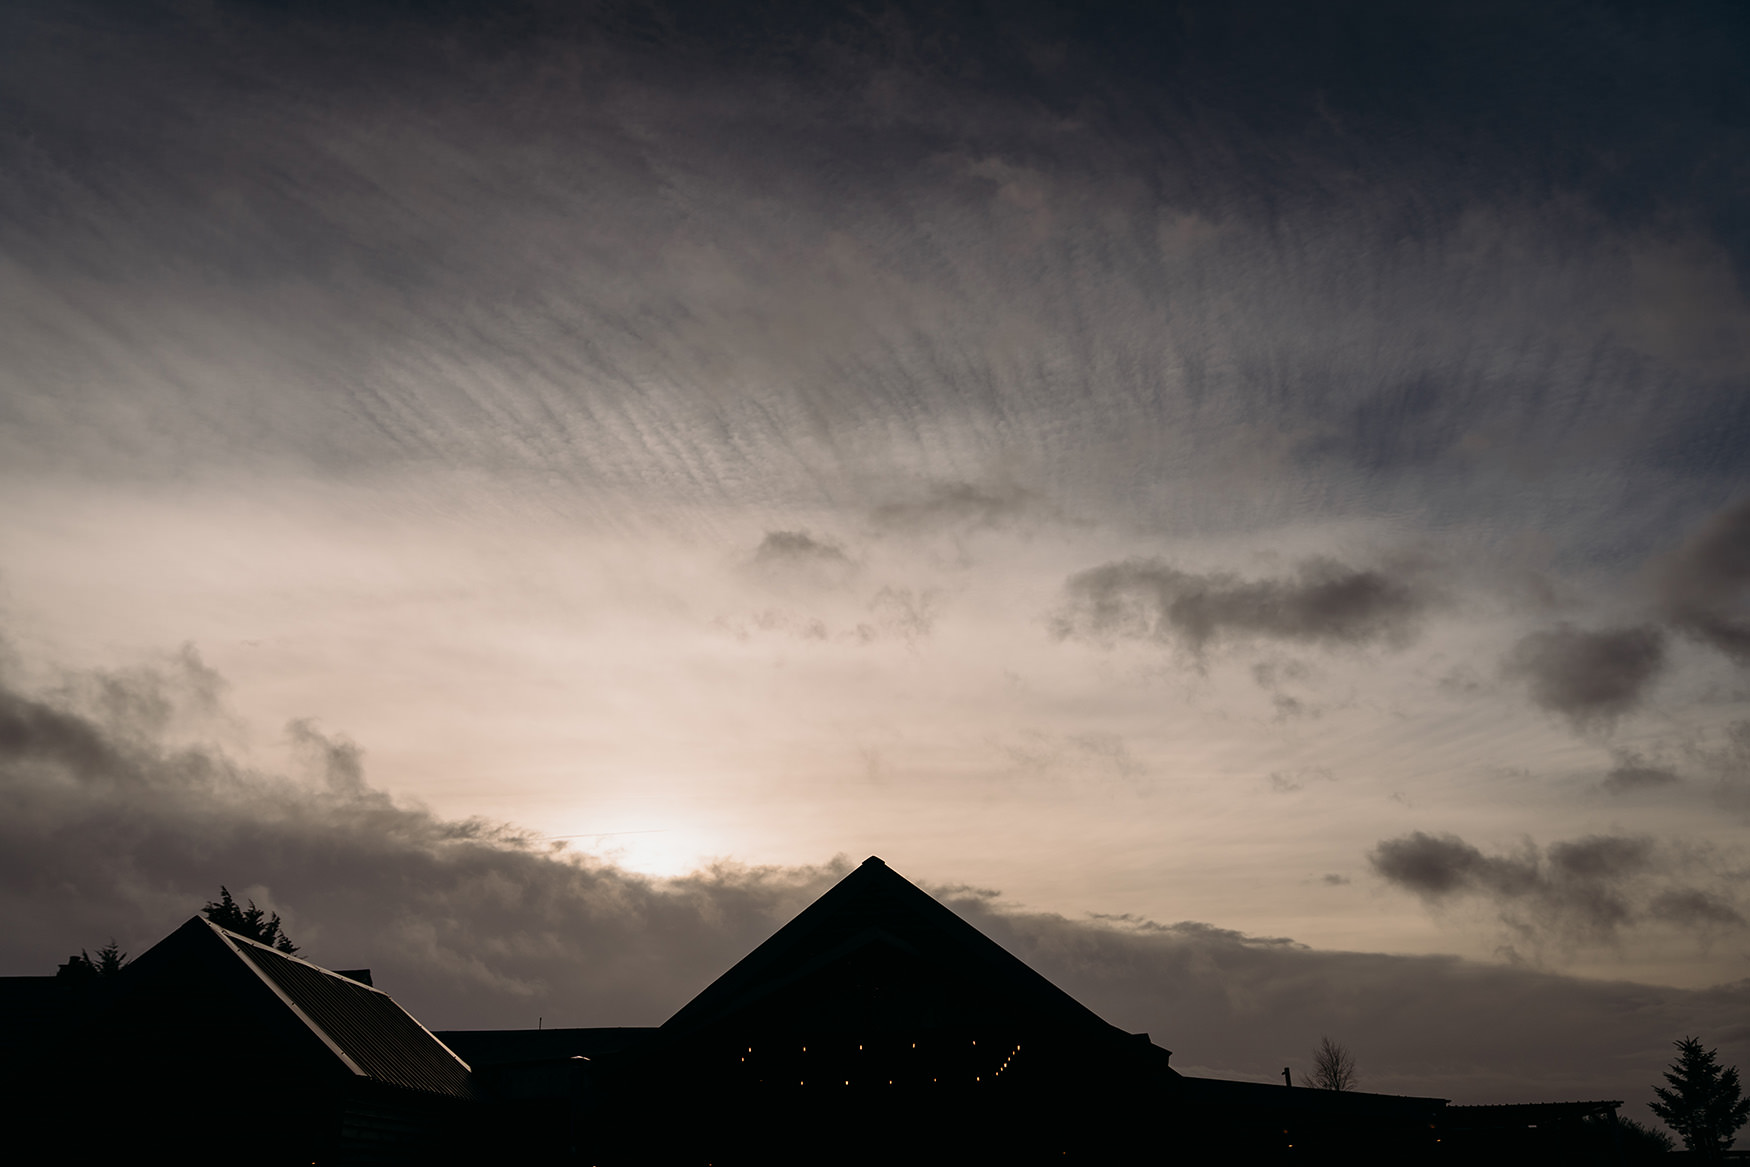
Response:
[552,827,706,879]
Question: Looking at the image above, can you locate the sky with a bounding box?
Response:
[3,0,1749,1118]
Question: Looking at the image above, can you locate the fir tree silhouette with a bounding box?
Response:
[1649,1036,1750,1157]
[202,887,299,953]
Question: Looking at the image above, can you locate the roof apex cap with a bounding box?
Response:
[861,855,886,867]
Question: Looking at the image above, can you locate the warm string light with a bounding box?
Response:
[992,1042,1022,1077]
[738,1035,1025,1087]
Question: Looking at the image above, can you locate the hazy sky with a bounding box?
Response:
[4,0,1749,1115]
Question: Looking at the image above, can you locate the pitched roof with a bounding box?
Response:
[129,917,477,1099]
[660,856,1136,1043]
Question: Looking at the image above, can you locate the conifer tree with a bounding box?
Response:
[56,939,127,980]
[1649,1036,1750,1157]
[202,886,299,953]
[92,939,127,976]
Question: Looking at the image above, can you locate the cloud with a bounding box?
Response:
[721,584,936,647]
[1600,750,1682,795]
[1052,557,1431,655]
[871,482,1043,534]
[1503,624,1667,728]
[1648,889,1746,930]
[948,890,1750,1110]
[1372,832,1534,897]
[3,646,1748,1114]
[0,653,839,1027]
[747,530,858,589]
[856,586,937,646]
[1268,767,1334,793]
[1658,498,1750,664]
[1370,830,1743,949]
[1688,719,1750,819]
[3,0,1745,566]
[753,530,852,569]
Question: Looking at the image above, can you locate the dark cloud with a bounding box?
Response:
[1547,835,1655,882]
[950,892,1750,1113]
[0,656,838,1028]
[1658,498,1750,664]
[753,530,852,568]
[1503,624,1667,728]
[1600,750,1682,795]
[1370,831,1742,948]
[1371,832,1533,897]
[1053,557,1431,655]
[745,530,859,595]
[0,0,1743,548]
[1649,889,1746,930]
[1690,719,1750,819]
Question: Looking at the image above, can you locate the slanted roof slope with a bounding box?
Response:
[229,932,475,1097]
[131,917,476,1099]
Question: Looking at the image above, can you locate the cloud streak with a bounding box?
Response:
[1053,557,1431,655]
[1370,831,1746,949]
[1601,751,1682,796]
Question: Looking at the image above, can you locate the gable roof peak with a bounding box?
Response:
[660,855,1126,1041]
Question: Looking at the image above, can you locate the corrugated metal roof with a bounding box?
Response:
[216,925,476,1100]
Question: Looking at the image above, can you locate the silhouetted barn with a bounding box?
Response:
[8,861,1642,1164]
[609,855,1183,1163]
[16,917,478,1165]
[446,857,1451,1164]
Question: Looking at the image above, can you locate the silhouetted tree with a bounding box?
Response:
[1649,1036,1750,1157]
[1310,1036,1357,1091]
[1622,1116,1677,1159]
[1571,1114,1674,1161]
[202,886,298,953]
[91,939,126,976]
[56,939,127,980]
